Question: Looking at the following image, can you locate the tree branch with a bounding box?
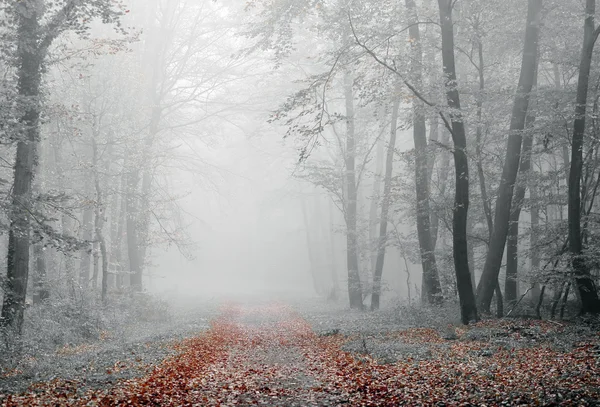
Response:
[38,0,82,54]
[348,12,456,139]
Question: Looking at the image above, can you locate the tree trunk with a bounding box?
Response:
[61,213,76,297]
[328,199,340,300]
[369,135,385,274]
[530,186,541,302]
[32,243,48,305]
[301,197,322,296]
[568,0,600,314]
[112,173,128,289]
[126,169,143,291]
[79,205,94,289]
[371,93,401,311]
[431,128,450,251]
[406,0,442,304]
[91,138,109,302]
[1,2,43,334]
[343,71,363,310]
[476,0,542,313]
[505,64,539,307]
[437,0,478,324]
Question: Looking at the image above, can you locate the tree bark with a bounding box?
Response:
[371,93,400,311]
[1,1,43,334]
[343,71,363,310]
[568,0,600,314]
[406,0,442,305]
[476,0,542,313]
[437,0,478,324]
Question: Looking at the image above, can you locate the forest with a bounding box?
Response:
[1,0,600,405]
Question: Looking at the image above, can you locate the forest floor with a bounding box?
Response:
[1,300,600,406]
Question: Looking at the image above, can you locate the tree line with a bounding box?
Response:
[248,0,600,322]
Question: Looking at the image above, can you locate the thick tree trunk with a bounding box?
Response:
[406,0,442,304]
[371,94,401,311]
[437,0,478,324]
[476,0,542,313]
[343,72,363,310]
[1,2,43,334]
[568,0,600,314]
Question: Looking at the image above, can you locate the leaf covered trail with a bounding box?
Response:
[2,303,600,406]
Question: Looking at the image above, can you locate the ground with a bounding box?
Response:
[1,299,599,406]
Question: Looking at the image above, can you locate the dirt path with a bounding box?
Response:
[2,302,600,406]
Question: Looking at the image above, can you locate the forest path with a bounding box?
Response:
[3,301,600,406]
[2,302,348,406]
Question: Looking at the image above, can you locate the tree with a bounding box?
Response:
[437,0,478,324]
[406,0,442,305]
[343,70,364,310]
[476,0,542,313]
[568,0,600,314]
[0,0,124,334]
[371,89,400,311]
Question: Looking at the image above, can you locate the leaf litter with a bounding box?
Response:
[1,302,599,406]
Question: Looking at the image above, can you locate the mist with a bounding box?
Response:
[2,0,600,404]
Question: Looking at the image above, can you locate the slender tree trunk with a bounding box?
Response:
[328,199,339,300]
[126,169,143,291]
[32,243,48,305]
[406,0,442,304]
[91,138,109,302]
[437,0,478,324]
[113,172,128,289]
[530,179,541,302]
[369,136,384,273]
[343,71,363,310]
[505,64,539,307]
[568,0,600,314]
[431,128,450,250]
[476,0,542,313]
[474,38,493,240]
[79,206,94,289]
[61,213,76,297]
[1,2,43,333]
[371,92,401,311]
[301,197,321,296]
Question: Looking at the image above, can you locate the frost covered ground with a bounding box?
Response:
[1,297,599,405]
